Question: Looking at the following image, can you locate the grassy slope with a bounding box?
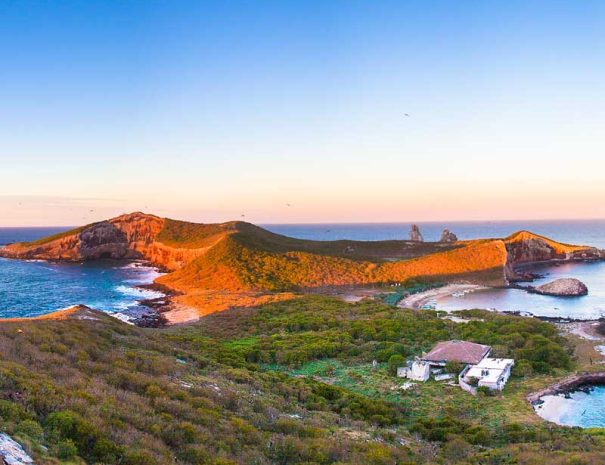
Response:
[0,297,604,464]
[0,306,411,465]
[18,225,91,247]
[173,296,605,464]
[158,234,508,293]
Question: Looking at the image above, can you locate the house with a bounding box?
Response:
[462,358,514,391]
[396,340,514,392]
[421,340,491,366]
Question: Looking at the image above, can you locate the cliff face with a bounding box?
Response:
[502,231,604,281]
[0,213,206,270]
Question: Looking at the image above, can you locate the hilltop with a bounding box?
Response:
[1,212,602,323]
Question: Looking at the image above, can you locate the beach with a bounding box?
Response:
[397,283,487,310]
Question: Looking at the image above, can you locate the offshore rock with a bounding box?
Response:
[409,224,424,242]
[440,229,458,242]
[534,278,588,297]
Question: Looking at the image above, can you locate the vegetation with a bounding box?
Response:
[23,224,92,247]
[0,296,601,464]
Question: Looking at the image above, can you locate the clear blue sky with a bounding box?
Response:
[1,1,603,225]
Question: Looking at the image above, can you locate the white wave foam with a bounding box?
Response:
[114,285,164,300]
[111,312,135,325]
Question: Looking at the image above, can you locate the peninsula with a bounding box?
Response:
[1,212,602,323]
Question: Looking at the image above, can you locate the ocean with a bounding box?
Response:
[263,219,605,249]
[0,220,604,320]
[0,228,164,320]
[535,386,605,428]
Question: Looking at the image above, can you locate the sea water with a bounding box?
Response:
[266,220,605,320]
[535,386,605,428]
[2,220,605,320]
[0,228,163,320]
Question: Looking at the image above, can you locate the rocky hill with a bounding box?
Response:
[1,213,602,322]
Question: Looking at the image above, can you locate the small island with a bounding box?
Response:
[534,278,589,297]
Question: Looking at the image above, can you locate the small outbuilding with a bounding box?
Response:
[397,361,431,382]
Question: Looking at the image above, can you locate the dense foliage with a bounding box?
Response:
[0,296,600,465]
[185,297,573,375]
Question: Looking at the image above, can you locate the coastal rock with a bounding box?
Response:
[528,371,605,404]
[0,212,203,271]
[439,229,458,243]
[409,224,424,242]
[534,278,588,296]
[0,433,34,464]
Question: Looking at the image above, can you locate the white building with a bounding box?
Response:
[397,361,430,382]
[463,358,514,391]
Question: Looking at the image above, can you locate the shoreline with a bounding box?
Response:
[397,283,487,310]
[527,371,605,404]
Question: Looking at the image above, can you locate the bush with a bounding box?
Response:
[15,420,43,440]
[388,355,406,376]
[445,361,463,375]
[53,439,78,460]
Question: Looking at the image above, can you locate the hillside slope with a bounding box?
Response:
[1,213,602,321]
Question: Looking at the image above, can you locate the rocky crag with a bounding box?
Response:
[409,224,424,242]
[440,229,458,242]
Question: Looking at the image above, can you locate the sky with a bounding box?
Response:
[0,0,604,226]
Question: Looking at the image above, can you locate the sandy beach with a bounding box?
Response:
[534,394,570,425]
[397,283,487,310]
[557,321,605,341]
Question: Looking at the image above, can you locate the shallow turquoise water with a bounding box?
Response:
[536,386,605,428]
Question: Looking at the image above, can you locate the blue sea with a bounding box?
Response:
[0,228,164,320]
[536,386,605,428]
[264,220,605,249]
[267,220,605,320]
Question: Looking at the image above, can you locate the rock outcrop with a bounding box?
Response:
[534,278,588,296]
[0,213,205,271]
[409,224,423,242]
[527,371,605,404]
[0,433,34,464]
[440,229,458,242]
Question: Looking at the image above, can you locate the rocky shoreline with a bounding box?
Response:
[134,282,183,327]
[527,371,605,404]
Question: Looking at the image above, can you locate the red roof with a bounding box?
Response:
[422,340,491,365]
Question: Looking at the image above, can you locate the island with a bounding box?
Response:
[1,212,602,324]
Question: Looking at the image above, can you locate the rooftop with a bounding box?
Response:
[465,358,514,384]
[422,340,491,365]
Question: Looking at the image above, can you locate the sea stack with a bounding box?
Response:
[409,224,424,242]
[440,229,458,243]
